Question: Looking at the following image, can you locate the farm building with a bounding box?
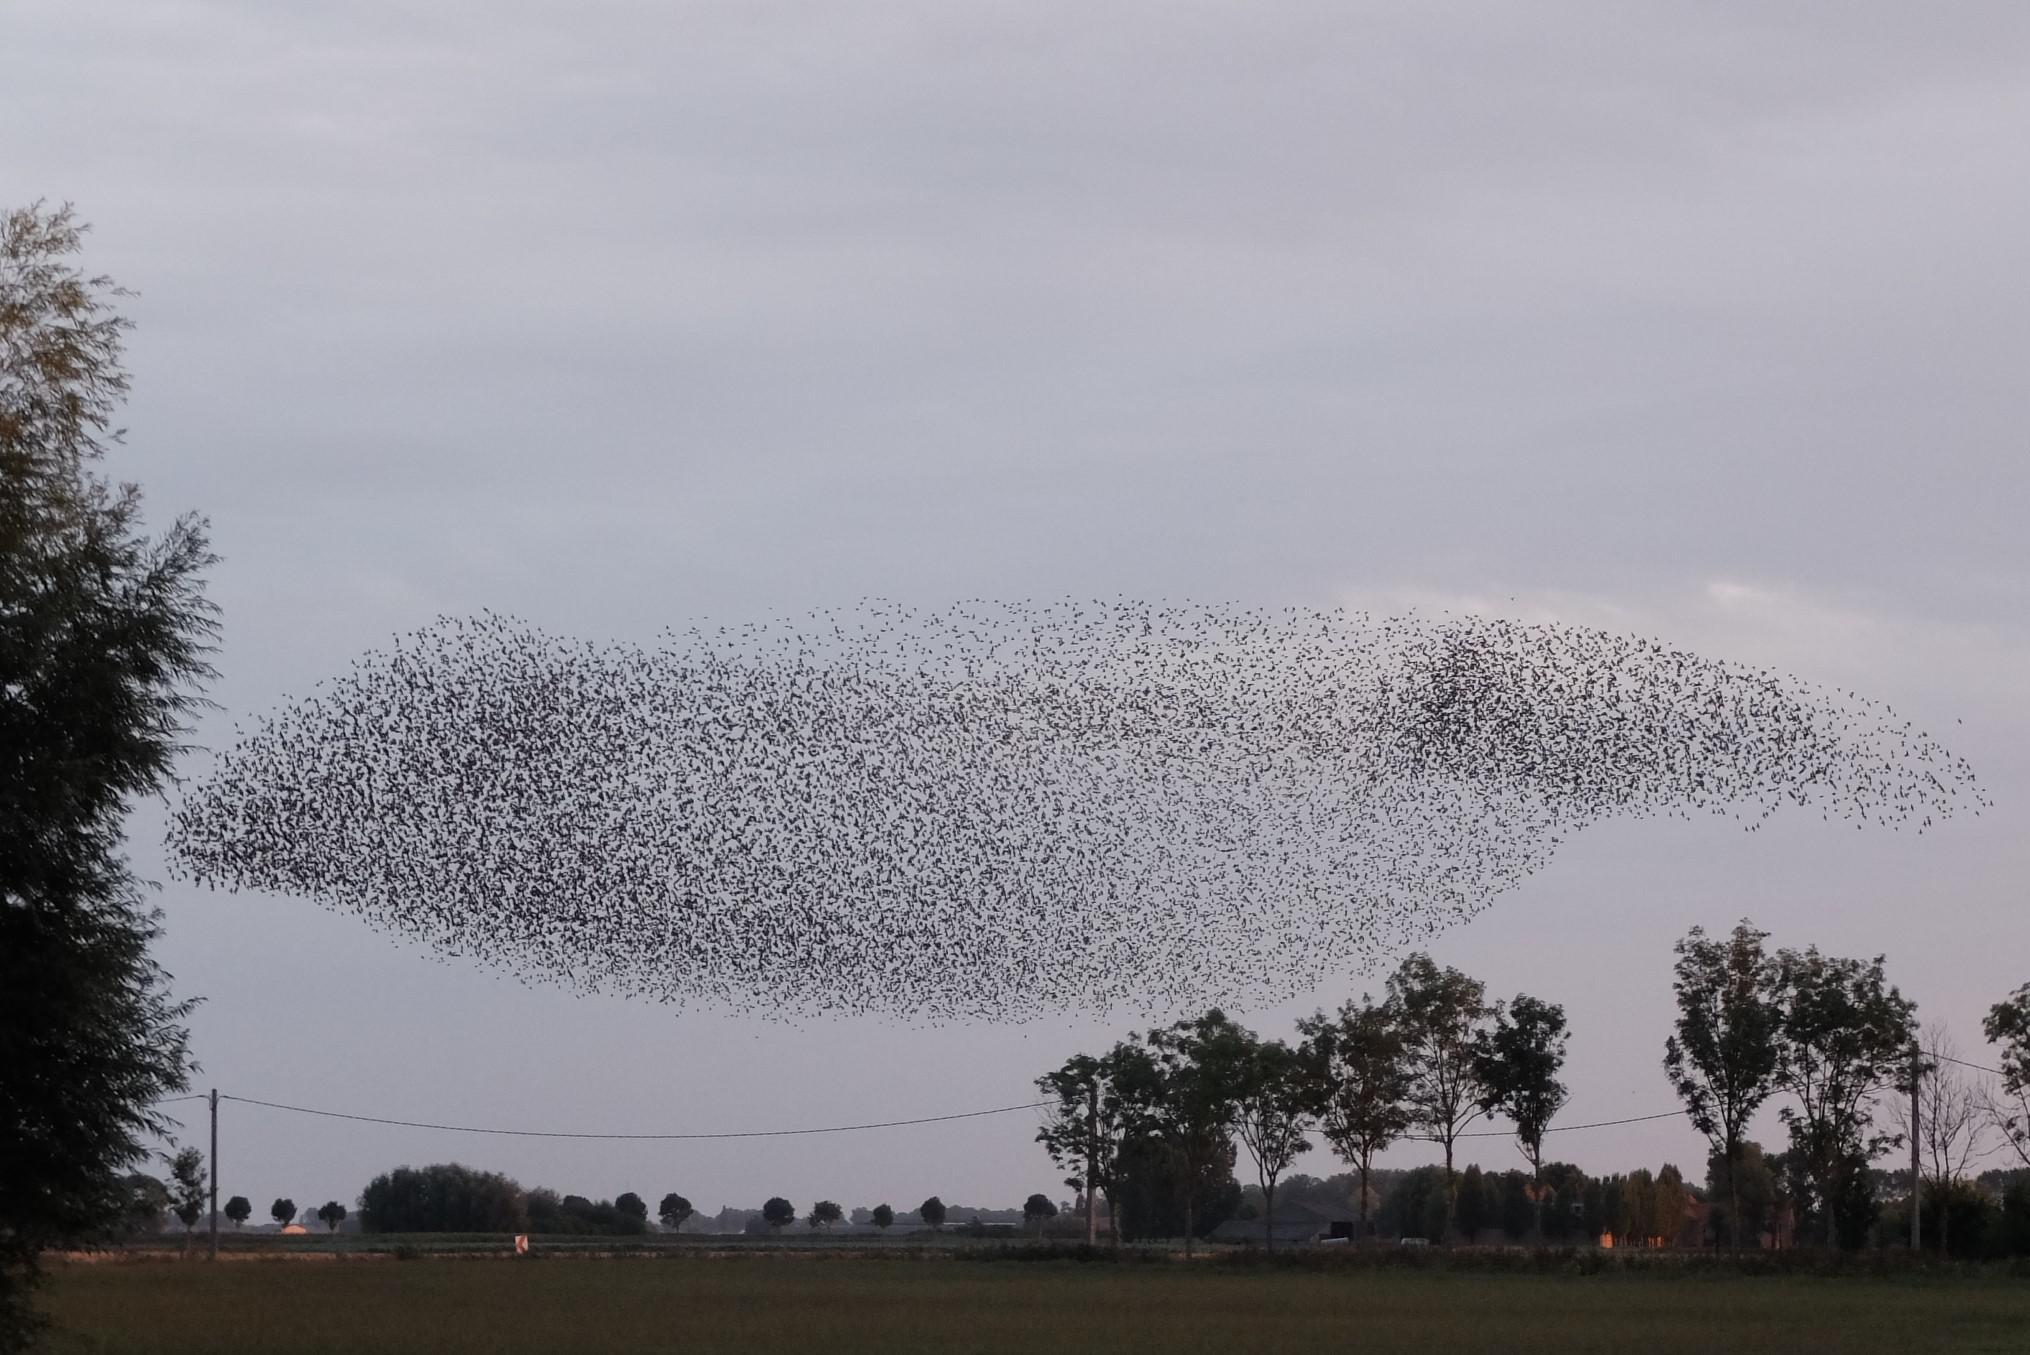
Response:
[1209,1200,1354,1246]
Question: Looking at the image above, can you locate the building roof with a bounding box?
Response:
[1209,1198,1353,1243]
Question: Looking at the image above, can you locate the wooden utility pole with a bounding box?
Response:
[208,1088,220,1262]
[1909,1045,1922,1253]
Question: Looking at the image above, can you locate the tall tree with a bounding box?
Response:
[1604,1175,1634,1245]
[223,1196,251,1230]
[762,1198,796,1233]
[1109,1134,1242,1243]
[808,1200,842,1231]
[315,1201,345,1233]
[168,1148,206,1255]
[1772,945,1917,1248]
[1474,993,1569,1237]
[0,202,216,1347]
[869,1203,894,1231]
[1622,1168,1656,1247]
[1982,983,2030,1171]
[657,1193,694,1234]
[1297,995,1412,1237]
[917,1196,946,1232]
[1140,1011,1244,1256]
[1663,921,1783,1250]
[269,1198,296,1230]
[1456,1165,1488,1240]
[1022,1194,1058,1233]
[1652,1165,1689,1248]
[1035,1044,1151,1246]
[1388,954,1495,1241]
[1225,1031,1314,1251]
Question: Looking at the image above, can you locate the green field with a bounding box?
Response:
[40,1258,2030,1354]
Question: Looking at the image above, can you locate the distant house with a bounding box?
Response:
[1209,1200,1353,1246]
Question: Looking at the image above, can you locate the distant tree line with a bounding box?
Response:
[324,1166,1038,1240]
[103,926,2030,1259]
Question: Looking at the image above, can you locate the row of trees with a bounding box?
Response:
[117,1154,346,1248]
[120,1161,1069,1242]
[348,1166,1014,1238]
[1036,952,1570,1251]
[112,930,2030,1258]
[1670,922,2030,1253]
[1039,930,2030,1254]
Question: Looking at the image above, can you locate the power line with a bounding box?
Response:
[166,1089,1703,1143]
[1422,1109,1689,1142]
[1935,1052,2008,1079]
[214,1093,1054,1140]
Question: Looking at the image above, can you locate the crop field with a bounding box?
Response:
[40,1256,2030,1354]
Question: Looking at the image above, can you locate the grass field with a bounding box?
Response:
[39,1257,2030,1354]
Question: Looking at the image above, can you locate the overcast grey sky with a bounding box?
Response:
[7,2,2027,1217]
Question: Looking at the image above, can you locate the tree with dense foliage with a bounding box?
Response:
[1622,1168,1656,1246]
[316,1201,345,1233]
[1377,1166,1450,1241]
[658,1193,693,1233]
[1223,1029,1314,1251]
[1035,1043,1155,1245]
[1388,954,1495,1240]
[1705,1141,1781,1246]
[524,1192,646,1236]
[1140,1010,1246,1256]
[523,1190,563,1232]
[1983,984,2030,1171]
[808,1200,842,1231]
[121,1175,168,1236]
[1772,945,1916,1248]
[1297,994,1412,1237]
[1498,1170,1535,1240]
[762,1197,795,1232]
[1537,1162,1585,1241]
[1022,1194,1058,1232]
[917,1196,946,1231]
[1474,993,1569,1237]
[1456,1165,1488,1240]
[1653,1164,1690,1248]
[1600,1175,1630,1245]
[0,202,215,1349]
[359,1164,526,1233]
[870,1203,895,1231]
[168,1148,206,1254]
[269,1198,296,1229]
[1112,1134,1242,1242]
[223,1196,250,1230]
[1664,921,1783,1249]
